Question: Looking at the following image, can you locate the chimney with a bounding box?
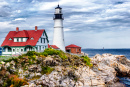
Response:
[16,27,19,32]
[35,26,38,31]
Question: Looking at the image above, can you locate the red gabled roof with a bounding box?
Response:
[1,29,45,47]
[50,45,59,49]
[14,30,29,37]
[66,44,81,48]
[48,44,50,48]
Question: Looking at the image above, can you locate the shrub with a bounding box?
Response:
[42,52,48,57]
[28,55,36,60]
[41,66,54,75]
[26,51,37,56]
[43,48,59,55]
[82,56,93,67]
[4,75,28,87]
[28,60,34,65]
[43,48,68,60]
[59,53,68,60]
[18,55,23,59]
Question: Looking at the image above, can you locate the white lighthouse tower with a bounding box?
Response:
[53,5,65,52]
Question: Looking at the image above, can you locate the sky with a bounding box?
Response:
[0,0,130,49]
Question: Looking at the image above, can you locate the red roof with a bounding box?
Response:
[66,44,81,48]
[1,29,45,47]
[50,45,59,49]
[14,30,29,37]
[48,44,50,48]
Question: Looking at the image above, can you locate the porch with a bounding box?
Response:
[2,46,36,56]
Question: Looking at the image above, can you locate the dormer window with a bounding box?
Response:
[9,38,12,40]
[30,37,34,40]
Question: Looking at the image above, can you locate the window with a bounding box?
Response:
[43,33,44,36]
[44,38,45,43]
[14,38,17,42]
[9,38,12,40]
[35,47,38,51]
[41,38,42,43]
[30,37,34,40]
[17,49,19,52]
[39,46,41,50]
[21,38,23,42]
[17,38,19,42]
[21,49,23,52]
[13,49,15,52]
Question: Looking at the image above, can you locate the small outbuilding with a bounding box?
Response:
[65,44,81,54]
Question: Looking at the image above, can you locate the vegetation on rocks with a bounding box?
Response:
[0,48,94,87]
[3,75,28,87]
[41,66,54,75]
[82,56,93,67]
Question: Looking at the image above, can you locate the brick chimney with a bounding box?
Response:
[16,27,19,32]
[35,26,38,31]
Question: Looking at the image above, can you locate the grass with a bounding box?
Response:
[42,48,68,60]
[41,66,54,75]
[0,56,14,61]
[81,56,93,67]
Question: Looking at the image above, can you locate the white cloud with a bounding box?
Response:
[0,0,130,48]
[13,18,27,21]
[0,21,14,30]
[0,1,8,7]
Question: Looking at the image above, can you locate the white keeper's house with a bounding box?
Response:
[1,26,49,55]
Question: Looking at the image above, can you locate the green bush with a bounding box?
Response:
[43,48,68,60]
[42,52,48,57]
[18,55,23,59]
[82,56,93,67]
[26,51,38,56]
[59,53,68,60]
[28,60,34,65]
[28,55,36,60]
[41,66,54,75]
[43,48,59,55]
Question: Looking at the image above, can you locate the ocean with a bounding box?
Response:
[82,49,130,87]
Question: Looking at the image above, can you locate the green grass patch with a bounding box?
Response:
[0,56,15,61]
[42,48,68,60]
[41,66,54,75]
[81,56,93,67]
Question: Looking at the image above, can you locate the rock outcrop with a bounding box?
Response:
[0,52,129,87]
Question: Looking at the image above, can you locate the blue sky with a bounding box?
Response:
[0,0,130,48]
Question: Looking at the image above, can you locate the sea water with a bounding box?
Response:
[82,49,130,87]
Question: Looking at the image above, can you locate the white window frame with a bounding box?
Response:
[16,48,19,52]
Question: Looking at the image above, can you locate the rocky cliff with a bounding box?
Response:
[0,49,129,87]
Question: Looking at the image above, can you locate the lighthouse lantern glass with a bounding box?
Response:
[55,9,62,14]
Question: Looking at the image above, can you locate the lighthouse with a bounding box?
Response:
[53,5,65,52]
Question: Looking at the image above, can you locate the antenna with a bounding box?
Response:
[58,2,59,7]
